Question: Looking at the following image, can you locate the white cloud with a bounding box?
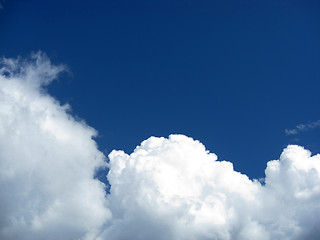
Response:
[285,120,320,135]
[1,53,320,240]
[0,52,110,240]
[104,136,320,240]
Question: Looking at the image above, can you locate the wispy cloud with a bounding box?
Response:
[285,120,320,135]
[0,0,5,9]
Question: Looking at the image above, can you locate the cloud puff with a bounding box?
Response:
[285,120,320,135]
[105,136,320,240]
[0,52,110,240]
[1,53,320,240]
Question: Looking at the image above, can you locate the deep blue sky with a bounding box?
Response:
[1,0,319,179]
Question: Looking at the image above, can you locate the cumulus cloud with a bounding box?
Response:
[285,120,320,135]
[105,136,320,240]
[1,53,320,240]
[0,52,110,240]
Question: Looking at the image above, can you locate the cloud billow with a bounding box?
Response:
[0,52,110,240]
[0,53,320,240]
[105,136,320,240]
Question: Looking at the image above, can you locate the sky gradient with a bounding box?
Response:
[1,0,320,179]
[1,1,320,239]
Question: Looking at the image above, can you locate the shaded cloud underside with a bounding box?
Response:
[0,53,320,240]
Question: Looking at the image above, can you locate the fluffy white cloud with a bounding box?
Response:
[0,52,110,240]
[1,53,320,240]
[105,136,320,240]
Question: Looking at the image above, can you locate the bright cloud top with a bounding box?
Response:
[0,53,110,240]
[106,136,320,240]
[1,54,320,240]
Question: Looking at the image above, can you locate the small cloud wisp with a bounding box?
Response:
[285,120,320,135]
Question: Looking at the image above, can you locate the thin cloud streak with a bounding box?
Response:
[0,0,5,9]
[285,120,320,135]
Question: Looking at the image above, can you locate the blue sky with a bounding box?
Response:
[1,0,320,179]
[1,1,320,239]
